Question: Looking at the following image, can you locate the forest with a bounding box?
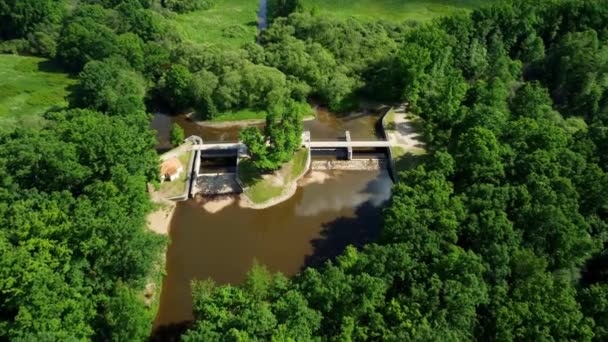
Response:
[0,0,607,340]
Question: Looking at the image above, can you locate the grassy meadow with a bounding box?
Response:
[0,54,75,131]
[168,0,259,48]
[301,0,498,22]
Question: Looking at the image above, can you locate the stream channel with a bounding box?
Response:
[151,106,393,328]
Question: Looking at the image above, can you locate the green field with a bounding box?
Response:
[209,103,315,122]
[0,54,75,131]
[302,0,497,22]
[168,0,259,48]
[211,108,267,122]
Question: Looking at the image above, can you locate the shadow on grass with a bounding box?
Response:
[37,59,69,74]
[237,158,264,186]
[394,151,429,173]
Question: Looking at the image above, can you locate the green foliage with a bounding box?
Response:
[0,108,165,340]
[170,122,185,146]
[268,0,304,20]
[159,63,193,110]
[116,32,145,71]
[0,0,64,39]
[544,29,608,121]
[57,11,119,72]
[183,263,321,341]
[240,101,303,171]
[71,58,146,116]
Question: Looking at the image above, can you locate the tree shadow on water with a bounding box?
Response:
[149,321,192,342]
[302,174,390,270]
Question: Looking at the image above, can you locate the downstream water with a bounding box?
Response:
[154,169,393,327]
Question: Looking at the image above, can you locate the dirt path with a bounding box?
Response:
[385,104,425,154]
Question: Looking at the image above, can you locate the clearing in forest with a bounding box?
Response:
[168,0,259,48]
[301,0,497,22]
[0,54,75,131]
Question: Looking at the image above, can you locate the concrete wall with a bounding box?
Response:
[379,107,398,182]
[311,159,388,171]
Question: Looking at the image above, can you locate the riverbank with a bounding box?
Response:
[144,187,175,331]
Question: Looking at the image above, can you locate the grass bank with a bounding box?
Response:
[158,145,193,198]
[211,108,267,122]
[167,0,259,48]
[238,148,309,205]
[301,0,497,22]
[0,54,75,131]
[205,103,315,123]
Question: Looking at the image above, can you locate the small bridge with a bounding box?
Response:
[305,141,390,148]
[191,131,390,160]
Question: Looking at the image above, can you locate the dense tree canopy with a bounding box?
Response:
[0,109,164,340]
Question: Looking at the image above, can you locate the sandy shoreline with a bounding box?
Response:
[146,204,175,235]
[146,185,177,235]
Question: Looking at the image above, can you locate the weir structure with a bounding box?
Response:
[183,131,394,199]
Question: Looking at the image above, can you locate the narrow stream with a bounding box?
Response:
[257,0,268,40]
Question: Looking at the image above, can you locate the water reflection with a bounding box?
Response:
[295,171,392,216]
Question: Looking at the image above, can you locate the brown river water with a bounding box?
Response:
[151,105,382,149]
[150,106,392,330]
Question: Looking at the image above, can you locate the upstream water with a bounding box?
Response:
[151,105,382,149]
[151,105,391,329]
